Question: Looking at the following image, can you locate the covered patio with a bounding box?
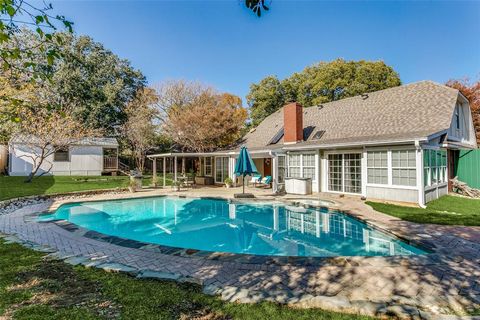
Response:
[147,150,281,191]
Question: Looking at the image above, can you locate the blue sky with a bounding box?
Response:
[50,0,480,103]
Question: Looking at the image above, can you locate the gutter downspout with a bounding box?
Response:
[415,140,426,208]
[269,150,278,193]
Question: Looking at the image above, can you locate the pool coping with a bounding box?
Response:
[2,191,480,318]
[30,194,438,268]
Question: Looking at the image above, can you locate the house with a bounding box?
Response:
[149,81,477,206]
[8,137,119,176]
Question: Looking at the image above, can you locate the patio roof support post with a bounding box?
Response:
[152,157,157,183]
[163,157,166,187]
[182,157,185,175]
[174,156,178,182]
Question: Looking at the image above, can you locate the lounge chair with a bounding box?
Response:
[248,174,262,187]
[257,176,272,188]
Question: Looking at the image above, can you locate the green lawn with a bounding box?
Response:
[0,175,173,201]
[366,195,480,226]
[0,240,371,320]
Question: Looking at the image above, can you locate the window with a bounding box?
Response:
[302,154,316,179]
[328,154,343,192]
[204,157,213,176]
[54,148,69,162]
[392,150,417,186]
[288,154,301,178]
[215,157,229,183]
[287,153,316,180]
[455,106,460,130]
[367,151,388,184]
[344,154,362,193]
[424,149,447,187]
[278,155,287,184]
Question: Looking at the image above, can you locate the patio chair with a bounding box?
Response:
[247,174,262,187]
[184,175,195,188]
[257,175,272,188]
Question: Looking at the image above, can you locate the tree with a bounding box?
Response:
[158,81,248,152]
[1,0,73,78]
[3,30,146,134]
[446,78,480,143]
[247,59,401,125]
[120,87,159,173]
[246,75,284,126]
[11,107,99,182]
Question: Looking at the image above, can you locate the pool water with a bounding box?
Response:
[40,196,426,257]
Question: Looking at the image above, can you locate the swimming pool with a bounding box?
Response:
[40,196,426,257]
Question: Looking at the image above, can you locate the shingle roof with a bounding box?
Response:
[10,135,118,147]
[240,81,460,150]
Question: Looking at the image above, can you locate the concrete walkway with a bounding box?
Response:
[0,187,479,319]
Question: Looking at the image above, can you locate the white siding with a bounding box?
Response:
[9,143,104,176]
[447,100,476,146]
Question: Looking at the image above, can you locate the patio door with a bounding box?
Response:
[215,157,229,184]
[328,153,362,194]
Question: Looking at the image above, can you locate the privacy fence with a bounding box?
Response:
[456,150,480,189]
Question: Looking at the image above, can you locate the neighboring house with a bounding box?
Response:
[8,137,119,176]
[149,81,477,206]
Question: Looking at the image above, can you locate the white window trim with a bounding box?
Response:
[366,151,388,185]
[204,156,213,177]
[214,156,229,183]
[286,152,317,182]
[365,148,419,191]
[391,150,417,187]
[277,155,287,185]
[324,151,363,195]
[422,148,448,187]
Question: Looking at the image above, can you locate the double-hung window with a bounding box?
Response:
[204,157,213,176]
[392,150,417,187]
[367,151,388,185]
[287,153,316,180]
[288,154,301,178]
[278,155,287,184]
[302,154,316,180]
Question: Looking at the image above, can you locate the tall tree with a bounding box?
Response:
[120,87,159,173]
[246,75,284,126]
[52,33,146,133]
[446,78,480,143]
[2,30,146,134]
[247,59,401,125]
[158,81,248,152]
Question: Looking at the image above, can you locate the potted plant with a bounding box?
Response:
[151,175,159,188]
[224,177,233,188]
[172,180,182,192]
[128,178,137,193]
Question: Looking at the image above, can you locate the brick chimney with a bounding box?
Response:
[283,102,303,143]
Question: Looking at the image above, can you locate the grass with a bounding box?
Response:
[366,195,480,226]
[0,239,373,320]
[0,175,174,201]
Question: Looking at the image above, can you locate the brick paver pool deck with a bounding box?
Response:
[1,187,479,318]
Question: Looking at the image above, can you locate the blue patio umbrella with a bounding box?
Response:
[234,146,259,194]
